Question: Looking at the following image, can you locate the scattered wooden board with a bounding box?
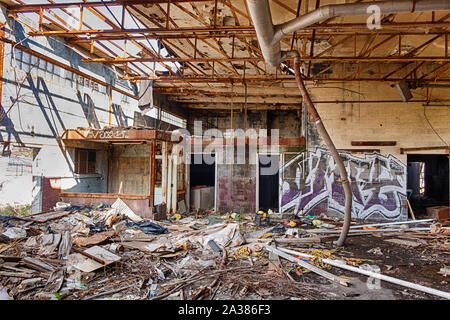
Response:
[0,271,35,278]
[22,210,72,223]
[22,257,57,273]
[73,246,120,273]
[384,238,423,247]
[73,230,115,247]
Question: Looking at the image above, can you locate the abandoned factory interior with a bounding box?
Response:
[0,0,449,303]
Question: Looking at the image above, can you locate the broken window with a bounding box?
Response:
[74,149,96,174]
[419,162,425,195]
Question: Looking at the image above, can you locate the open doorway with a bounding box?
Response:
[258,154,280,212]
[189,154,215,211]
[407,154,449,217]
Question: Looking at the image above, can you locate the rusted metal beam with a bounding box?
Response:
[341,149,381,154]
[188,137,306,146]
[419,62,450,80]
[7,0,213,12]
[351,141,397,146]
[290,0,302,51]
[27,22,450,37]
[66,30,450,43]
[400,146,450,154]
[149,140,155,207]
[84,56,450,63]
[402,61,426,80]
[307,0,321,77]
[60,192,151,200]
[71,247,105,265]
[179,99,447,108]
[121,75,450,83]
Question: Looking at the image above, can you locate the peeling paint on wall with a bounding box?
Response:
[281,147,407,221]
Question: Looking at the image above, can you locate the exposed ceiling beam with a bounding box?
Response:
[7,0,213,12]
[26,22,450,37]
[120,75,450,83]
[85,56,450,64]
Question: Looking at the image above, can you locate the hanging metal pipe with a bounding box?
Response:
[293,55,352,246]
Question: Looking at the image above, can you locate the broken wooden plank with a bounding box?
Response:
[0,271,35,278]
[72,246,120,273]
[21,210,73,223]
[0,244,14,254]
[72,247,105,265]
[384,238,423,247]
[73,230,115,247]
[264,245,349,287]
[0,265,36,274]
[81,284,135,300]
[22,257,56,273]
[0,255,21,263]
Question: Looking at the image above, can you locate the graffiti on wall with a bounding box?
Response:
[280,148,407,221]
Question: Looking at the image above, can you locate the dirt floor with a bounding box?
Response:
[0,209,449,300]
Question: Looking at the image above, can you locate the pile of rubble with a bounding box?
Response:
[0,202,449,300]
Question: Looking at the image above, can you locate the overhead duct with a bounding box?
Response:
[247,0,450,67]
[395,80,413,102]
[247,0,450,246]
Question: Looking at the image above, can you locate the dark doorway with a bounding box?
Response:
[190,154,215,211]
[190,154,215,187]
[407,154,449,217]
[258,155,279,212]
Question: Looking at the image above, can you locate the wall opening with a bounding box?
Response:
[258,154,279,212]
[190,154,215,210]
[407,154,449,217]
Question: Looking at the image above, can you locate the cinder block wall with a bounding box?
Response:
[0,8,140,212]
[309,83,450,162]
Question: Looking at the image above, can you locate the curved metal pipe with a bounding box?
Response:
[247,0,450,67]
[292,54,352,246]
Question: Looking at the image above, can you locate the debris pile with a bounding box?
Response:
[1,205,449,300]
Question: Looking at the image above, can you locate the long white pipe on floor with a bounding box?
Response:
[349,219,434,229]
[277,247,450,300]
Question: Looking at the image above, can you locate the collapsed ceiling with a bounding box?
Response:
[2,0,450,110]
